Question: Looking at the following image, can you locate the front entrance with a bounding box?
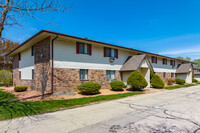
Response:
[122,67,150,88]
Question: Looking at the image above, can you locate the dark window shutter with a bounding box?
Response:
[76,42,80,54]
[88,44,92,55]
[115,49,118,58]
[151,57,153,63]
[156,57,157,63]
[163,59,164,64]
[104,47,107,57]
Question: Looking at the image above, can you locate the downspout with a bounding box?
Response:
[51,35,58,94]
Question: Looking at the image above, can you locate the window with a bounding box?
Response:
[32,46,35,56]
[19,71,21,79]
[18,53,21,61]
[163,59,167,65]
[80,69,88,80]
[76,42,92,55]
[170,60,175,66]
[106,70,115,79]
[104,47,118,58]
[80,43,89,54]
[152,56,157,63]
[163,72,166,78]
[171,73,174,78]
[32,69,34,79]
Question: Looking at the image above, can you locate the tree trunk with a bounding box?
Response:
[0,0,10,38]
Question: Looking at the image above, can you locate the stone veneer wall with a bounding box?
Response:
[155,72,176,84]
[53,68,122,93]
[34,37,51,92]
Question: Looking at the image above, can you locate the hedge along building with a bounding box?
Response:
[7,30,194,93]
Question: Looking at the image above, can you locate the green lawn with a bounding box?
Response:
[164,83,199,90]
[0,89,143,121]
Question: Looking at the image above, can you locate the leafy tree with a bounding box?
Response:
[176,56,191,62]
[0,0,69,38]
[193,59,200,67]
[0,39,19,70]
[0,70,12,86]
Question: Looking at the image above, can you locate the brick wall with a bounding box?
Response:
[53,68,122,93]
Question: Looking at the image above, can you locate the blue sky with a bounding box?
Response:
[4,0,200,60]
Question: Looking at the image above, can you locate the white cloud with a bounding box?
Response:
[30,28,37,31]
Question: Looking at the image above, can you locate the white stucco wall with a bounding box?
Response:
[53,40,134,70]
[148,56,182,73]
[19,48,34,79]
[176,70,192,84]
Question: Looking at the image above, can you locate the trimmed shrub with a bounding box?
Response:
[175,78,185,85]
[77,82,101,95]
[192,78,198,83]
[127,71,148,90]
[0,70,12,86]
[165,78,173,85]
[110,80,125,91]
[151,75,165,88]
[14,86,28,92]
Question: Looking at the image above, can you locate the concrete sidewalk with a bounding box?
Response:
[1,85,200,133]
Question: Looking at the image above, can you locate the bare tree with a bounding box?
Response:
[0,0,69,38]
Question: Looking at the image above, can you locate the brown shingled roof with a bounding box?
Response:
[120,54,147,71]
[176,63,192,74]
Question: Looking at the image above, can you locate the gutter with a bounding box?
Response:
[51,35,58,94]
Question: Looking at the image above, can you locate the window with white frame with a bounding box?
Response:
[106,70,115,79]
[80,69,88,80]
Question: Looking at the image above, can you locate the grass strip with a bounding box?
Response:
[164,83,199,90]
[0,89,143,121]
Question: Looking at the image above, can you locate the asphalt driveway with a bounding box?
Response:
[1,85,200,133]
